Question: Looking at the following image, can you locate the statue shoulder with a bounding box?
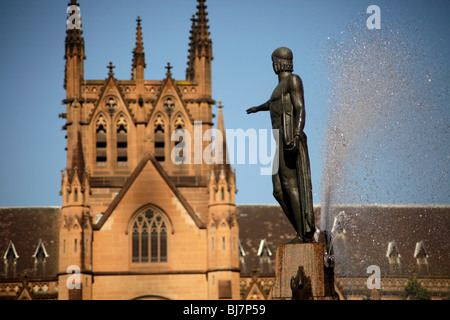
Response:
[288,74,304,90]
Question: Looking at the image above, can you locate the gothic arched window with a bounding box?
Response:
[131,208,169,263]
[154,115,165,162]
[173,113,186,161]
[32,240,49,277]
[3,241,19,278]
[116,115,128,164]
[174,113,185,130]
[96,115,107,165]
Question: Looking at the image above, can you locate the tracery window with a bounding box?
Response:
[131,208,169,263]
[154,114,165,162]
[117,115,128,164]
[96,115,107,165]
[173,113,186,161]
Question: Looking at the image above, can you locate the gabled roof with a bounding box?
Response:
[146,75,194,125]
[238,204,299,275]
[329,204,450,277]
[94,152,205,230]
[0,207,60,279]
[16,284,33,300]
[87,75,137,124]
[243,278,267,300]
[238,204,450,278]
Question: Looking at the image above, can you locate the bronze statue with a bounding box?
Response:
[247,47,316,243]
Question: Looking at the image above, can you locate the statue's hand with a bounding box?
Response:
[293,135,300,152]
[246,107,257,114]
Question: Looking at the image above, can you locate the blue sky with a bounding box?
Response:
[0,0,448,207]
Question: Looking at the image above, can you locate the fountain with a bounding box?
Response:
[248,11,448,299]
[319,12,449,291]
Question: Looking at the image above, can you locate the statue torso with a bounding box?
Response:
[269,77,292,131]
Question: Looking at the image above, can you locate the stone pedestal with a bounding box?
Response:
[270,243,335,300]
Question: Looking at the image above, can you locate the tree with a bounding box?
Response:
[402,277,431,300]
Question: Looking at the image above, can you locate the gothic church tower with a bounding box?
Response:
[59,0,93,300]
[59,0,239,300]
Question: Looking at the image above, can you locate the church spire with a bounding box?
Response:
[195,0,212,53]
[214,102,229,166]
[64,0,86,184]
[65,0,83,57]
[185,0,213,96]
[186,14,197,81]
[64,0,85,95]
[189,0,212,61]
[132,16,146,80]
[211,102,234,192]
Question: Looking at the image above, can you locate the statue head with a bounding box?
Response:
[272,47,293,74]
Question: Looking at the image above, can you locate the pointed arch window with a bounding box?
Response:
[257,239,273,273]
[154,115,165,162]
[414,241,428,264]
[132,227,140,263]
[414,241,427,260]
[131,208,169,263]
[173,114,186,162]
[96,115,107,165]
[32,240,49,277]
[238,240,247,273]
[117,115,128,164]
[210,222,215,251]
[3,241,19,278]
[222,236,226,250]
[386,241,401,264]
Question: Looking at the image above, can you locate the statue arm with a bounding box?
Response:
[246,100,270,114]
[290,75,305,136]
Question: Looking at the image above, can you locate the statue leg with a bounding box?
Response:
[278,149,305,243]
[273,152,304,243]
[272,172,296,229]
[282,176,304,243]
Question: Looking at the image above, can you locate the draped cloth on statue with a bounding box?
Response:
[296,131,315,238]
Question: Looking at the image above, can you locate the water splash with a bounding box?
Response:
[319,13,450,232]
